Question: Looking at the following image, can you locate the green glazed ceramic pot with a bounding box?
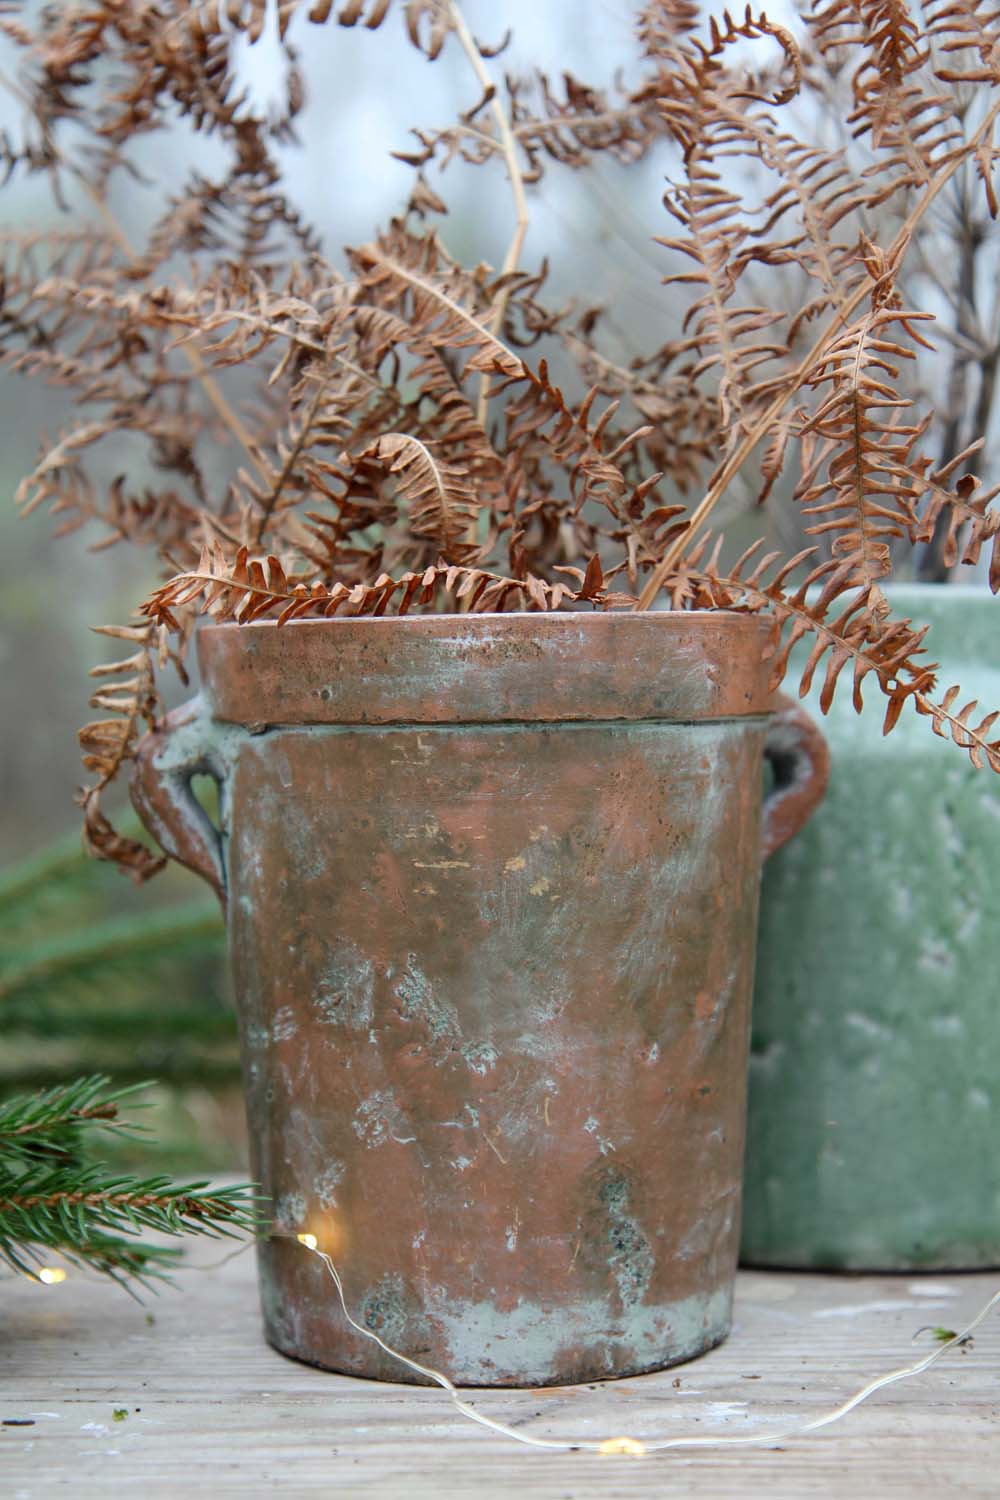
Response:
[742,584,1000,1270]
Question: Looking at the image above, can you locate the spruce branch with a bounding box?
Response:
[0,1075,143,1160]
[0,1078,260,1290]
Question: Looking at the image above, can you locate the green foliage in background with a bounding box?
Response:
[0,1075,258,1290]
[0,825,244,1172]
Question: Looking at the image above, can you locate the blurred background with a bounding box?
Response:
[1,1,996,1171]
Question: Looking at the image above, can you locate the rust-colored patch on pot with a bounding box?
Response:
[131,612,826,1386]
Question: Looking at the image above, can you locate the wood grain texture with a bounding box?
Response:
[1,1241,997,1498]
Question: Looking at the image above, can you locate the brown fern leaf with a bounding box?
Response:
[795,300,934,586]
[333,0,451,57]
[681,538,936,722]
[15,424,119,521]
[142,164,323,274]
[395,70,665,182]
[808,0,962,193]
[181,0,366,45]
[914,684,1000,770]
[155,264,506,565]
[563,331,715,497]
[515,72,665,175]
[353,224,653,529]
[493,359,652,518]
[243,369,360,545]
[644,9,803,438]
[348,299,505,501]
[350,223,522,376]
[926,0,1000,82]
[911,446,1000,588]
[636,0,702,53]
[757,414,795,505]
[810,0,926,92]
[339,433,481,561]
[142,543,627,626]
[725,125,871,333]
[77,622,185,882]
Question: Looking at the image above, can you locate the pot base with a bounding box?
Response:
[260,1281,734,1388]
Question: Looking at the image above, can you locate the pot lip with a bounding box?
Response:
[196,608,778,724]
[196,608,769,634]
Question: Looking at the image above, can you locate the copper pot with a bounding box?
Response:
[132,612,827,1386]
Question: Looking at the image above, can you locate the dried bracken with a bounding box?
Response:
[3,0,1000,872]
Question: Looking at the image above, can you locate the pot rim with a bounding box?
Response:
[197,607,764,633]
[196,609,779,726]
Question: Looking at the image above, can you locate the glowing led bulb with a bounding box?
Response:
[38,1267,67,1285]
[598,1436,646,1457]
[297,1232,318,1251]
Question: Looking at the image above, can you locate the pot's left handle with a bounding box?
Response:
[131,695,230,909]
[760,693,830,862]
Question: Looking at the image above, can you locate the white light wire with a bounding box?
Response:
[284,1234,1000,1457]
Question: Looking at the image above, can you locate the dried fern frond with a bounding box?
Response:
[339,434,481,562]
[644,8,804,439]
[143,542,623,628]
[911,446,1000,587]
[78,624,185,883]
[5,0,1000,878]
[678,537,936,725]
[349,223,657,531]
[395,69,666,182]
[808,0,963,195]
[795,299,933,586]
[915,682,1000,768]
[925,0,1000,84]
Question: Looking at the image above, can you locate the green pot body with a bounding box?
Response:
[742,584,1000,1271]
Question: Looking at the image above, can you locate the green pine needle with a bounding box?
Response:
[0,1076,263,1291]
[0,1074,146,1161]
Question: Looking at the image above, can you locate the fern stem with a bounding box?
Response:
[445,1,529,428]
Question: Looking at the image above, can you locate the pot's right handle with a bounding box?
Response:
[131,695,230,909]
[760,693,830,862]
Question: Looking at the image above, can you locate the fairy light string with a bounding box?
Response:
[286,1231,999,1458]
[34,1221,994,1453]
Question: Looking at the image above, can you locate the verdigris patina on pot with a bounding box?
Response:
[132,612,826,1386]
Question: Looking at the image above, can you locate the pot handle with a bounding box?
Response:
[130,695,230,909]
[760,693,830,862]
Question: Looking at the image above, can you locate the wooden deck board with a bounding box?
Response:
[2,1241,997,1497]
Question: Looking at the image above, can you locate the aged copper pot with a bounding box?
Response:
[131,612,827,1387]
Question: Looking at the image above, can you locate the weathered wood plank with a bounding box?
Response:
[1,1244,997,1498]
